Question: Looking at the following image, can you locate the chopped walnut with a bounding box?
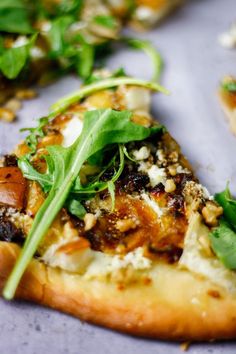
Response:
[168,165,177,176]
[202,201,223,227]
[0,107,15,122]
[84,213,97,231]
[4,98,22,113]
[15,89,37,100]
[116,218,138,232]
[165,179,176,193]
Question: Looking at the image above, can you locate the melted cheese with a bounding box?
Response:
[85,247,151,279]
[125,87,151,112]
[62,115,83,147]
[132,146,150,160]
[141,193,163,217]
[179,212,236,293]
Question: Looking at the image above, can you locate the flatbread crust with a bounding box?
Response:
[218,83,236,135]
[1,241,236,341]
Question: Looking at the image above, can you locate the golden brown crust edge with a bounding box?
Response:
[1,241,236,341]
[218,89,236,135]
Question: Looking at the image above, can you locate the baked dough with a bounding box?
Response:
[218,76,236,135]
[1,241,236,341]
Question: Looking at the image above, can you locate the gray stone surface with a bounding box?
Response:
[0,0,236,353]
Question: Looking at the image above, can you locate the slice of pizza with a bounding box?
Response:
[218,76,236,135]
[0,0,183,120]
[1,74,236,341]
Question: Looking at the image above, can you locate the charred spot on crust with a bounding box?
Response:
[0,216,24,245]
[4,154,18,167]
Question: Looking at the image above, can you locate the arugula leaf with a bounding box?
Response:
[124,38,163,82]
[107,181,115,211]
[0,0,33,34]
[3,108,161,300]
[209,186,236,269]
[18,76,164,157]
[47,16,95,78]
[0,33,37,79]
[55,0,83,16]
[48,16,74,57]
[215,185,236,231]
[18,156,53,193]
[84,67,126,85]
[20,116,49,155]
[76,41,95,79]
[65,198,86,219]
[93,15,118,29]
[222,81,236,93]
[209,219,236,270]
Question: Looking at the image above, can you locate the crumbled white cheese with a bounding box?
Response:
[156,149,165,162]
[135,6,156,22]
[141,193,163,217]
[147,165,166,187]
[62,115,83,147]
[219,22,236,49]
[125,87,151,112]
[176,165,190,174]
[132,146,150,160]
[134,5,167,25]
[138,161,166,187]
[12,36,28,48]
[42,239,94,274]
[180,212,236,293]
[111,247,151,270]
[85,247,151,279]
[201,186,214,200]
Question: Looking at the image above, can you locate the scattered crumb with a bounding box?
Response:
[180,341,190,351]
[0,107,16,122]
[15,89,37,100]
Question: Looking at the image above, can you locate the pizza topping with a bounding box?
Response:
[4,76,230,297]
[84,213,97,231]
[202,201,223,227]
[3,155,18,167]
[61,114,84,148]
[164,178,176,193]
[0,211,24,245]
[3,78,167,300]
[132,146,151,160]
[180,212,236,293]
[0,167,27,210]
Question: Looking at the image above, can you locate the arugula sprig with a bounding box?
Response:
[222,81,236,93]
[124,38,163,82]
[0,0,33,34]
[20,76,167,155]
[3,104,164,299]
[51,76,169,116]
[0,33,37,79]
[210,185,236,269]
[20,116,49,155]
